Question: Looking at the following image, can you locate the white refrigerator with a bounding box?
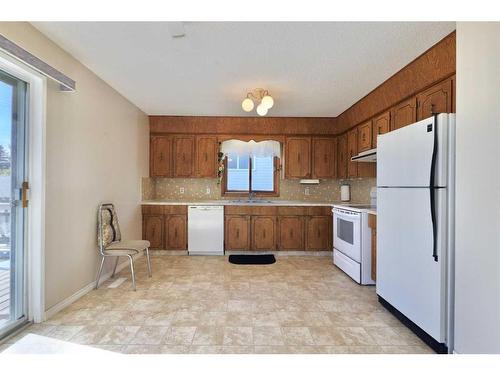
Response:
[376,113,455,353]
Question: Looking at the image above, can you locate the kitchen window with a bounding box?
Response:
[221,140,280,196]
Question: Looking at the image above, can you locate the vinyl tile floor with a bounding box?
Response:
[0,255,433,354]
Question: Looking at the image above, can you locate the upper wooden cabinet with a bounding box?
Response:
[196,136,218,177]
[416,78,453,121]
[173,135,195,177]
[251,216,277,250]
[285,137,311,179]
[150,136,172,177]
[372,111,391,147]
[391,97,417,131]
[347,128,358,178]
[357,120,372,152]
[337,134,348,179]
[312,137,337,179]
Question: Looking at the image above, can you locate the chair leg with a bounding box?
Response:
[111,256,119,278]
[95,256,105,289]
[127,254,136,291]
[145,248,152,278]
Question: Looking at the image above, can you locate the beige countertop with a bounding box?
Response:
[141,199,350,207]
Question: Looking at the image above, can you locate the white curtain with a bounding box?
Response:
[220,139,281,157]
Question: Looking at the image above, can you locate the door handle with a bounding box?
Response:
[22,181,29,208]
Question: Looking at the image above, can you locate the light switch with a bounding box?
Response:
[179,187,185,194]
[304,187,310,196]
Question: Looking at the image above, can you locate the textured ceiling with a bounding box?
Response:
[33,22,455,117]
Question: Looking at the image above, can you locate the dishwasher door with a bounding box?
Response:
[188,206,224,255]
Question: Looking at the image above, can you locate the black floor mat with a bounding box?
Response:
[228,254,276,265]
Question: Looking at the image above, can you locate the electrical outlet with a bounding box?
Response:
[304,187,310,196]
[179,187,185,194]
[206,187,211,195]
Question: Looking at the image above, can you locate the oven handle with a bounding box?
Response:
[333,211,361,221]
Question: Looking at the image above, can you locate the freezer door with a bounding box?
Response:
[377,187,446,343]
[377,114,449,188]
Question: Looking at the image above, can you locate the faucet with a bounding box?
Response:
[248,191,257,201]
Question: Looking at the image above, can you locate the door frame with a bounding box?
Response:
[0,50,46,324]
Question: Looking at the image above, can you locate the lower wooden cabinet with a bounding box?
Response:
[278,216,305,250]
[142,215,164,249]
[251,216,277,250]
[306,216,331,251]
[225,215,251,251]
[165,215,187,250]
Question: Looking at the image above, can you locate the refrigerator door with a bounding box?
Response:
[377,114,449,188]
[377,187,446,343]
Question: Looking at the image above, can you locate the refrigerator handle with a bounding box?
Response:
[429,113,439,262]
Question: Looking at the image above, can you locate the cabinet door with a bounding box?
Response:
[357,121,372,152]
[251,216,277,250]
[150,136,172,177]
[278,216,305,250]
[372,111,391,147]
[143,215,164,249]
[165,215,187,250]
[285,137,311,179]
[347,128,358,178]
[416,78,453,121]
[391,97,417,130]
[225,215,250,251]
[306,216,331,251]
[337,134,347,179]
[312,137,337,179]
[173,135,195,177]
[196,135,218,177]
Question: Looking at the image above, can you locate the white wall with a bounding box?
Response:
[454,22,500,353]
[0,23,149,310]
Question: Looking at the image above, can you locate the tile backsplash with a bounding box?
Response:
[143,177,376,203]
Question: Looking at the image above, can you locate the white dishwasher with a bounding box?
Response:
[188,206,224,255]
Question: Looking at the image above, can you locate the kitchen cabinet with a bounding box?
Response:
[357,120,372,152]
[372,111,391,147]
[416,78,453,121]
[150,136,172,177]
[368,213,377,281]
[391,97,417,130]
[306,216,331,251]
[278,216,305,250]
[142,215,164,249]
[196,135,218,177]
[173,135,195,177]
[312,137,337,179]
[285,137,311,179]
[337,134,348,179]
[225,215,251,251]
[347,128,358,178]
[165,215,187,250]
[251,216,277,250]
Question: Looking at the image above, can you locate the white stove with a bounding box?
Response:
[332,204,376,285]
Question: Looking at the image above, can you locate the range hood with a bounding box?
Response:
[351,148,377,162]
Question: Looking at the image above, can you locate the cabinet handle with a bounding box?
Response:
[174,228,178,237]
[297,154,301,162]
[378,126,382,134]
[323,154,327,163]
[290,229,293,238]
[152,228,155,237]
[317,229,321,238]
[204,153,207,162]
[159,153,163,161]
[263,230,266,239]
[236,229,239,238]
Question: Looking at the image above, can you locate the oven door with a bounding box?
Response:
[333,209,361,262]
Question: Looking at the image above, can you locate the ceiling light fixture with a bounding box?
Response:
[241,88,274,116]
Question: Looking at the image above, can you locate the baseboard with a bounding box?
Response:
[43,253,143,321]
[225,250,332,257]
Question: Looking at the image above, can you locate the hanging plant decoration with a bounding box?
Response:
[217,151,225,185]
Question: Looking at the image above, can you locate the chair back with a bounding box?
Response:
[97,203,122,254]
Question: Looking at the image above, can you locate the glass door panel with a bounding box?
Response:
[0,69,27,336]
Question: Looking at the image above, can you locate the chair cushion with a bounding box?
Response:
[105,240,151,253]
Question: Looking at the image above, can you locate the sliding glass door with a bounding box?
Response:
[0,69,28,337]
